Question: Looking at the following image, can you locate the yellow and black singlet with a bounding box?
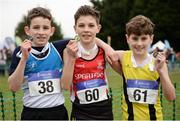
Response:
[121,51,163,120]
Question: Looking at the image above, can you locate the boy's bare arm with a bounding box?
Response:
[61,40,77,90]
[95,38,114,64]
[8,59,26,92]
[8,40,32,92]
[155,52,176,101]
[109,51,124,75]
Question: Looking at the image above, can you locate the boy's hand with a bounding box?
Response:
[66,40,78,59]
[154,51,166,72]
[109,51,120,64]
[20,39,32,60]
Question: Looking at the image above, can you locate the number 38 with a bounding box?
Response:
[38,81,54,94]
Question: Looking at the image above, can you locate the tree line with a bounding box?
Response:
[91,0,180,52]
[15,0,180,52]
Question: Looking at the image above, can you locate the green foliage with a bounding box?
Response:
[15,16,27,42]
[15,16,63,42]
[91,0,180,52]
[50,19,63,42]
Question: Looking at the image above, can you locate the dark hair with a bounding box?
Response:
[26,7,52,26]
[74,5,100,25]
[126,15,155,36]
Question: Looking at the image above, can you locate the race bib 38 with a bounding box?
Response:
[26,70,61,96]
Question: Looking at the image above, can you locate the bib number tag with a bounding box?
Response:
[127,79,158,104]
[76,79,108,104]
[26,70,61,96]
[77,86,108,104]
[29,79,60,96]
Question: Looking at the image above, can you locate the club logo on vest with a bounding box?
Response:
[76,63,85,68]
[26,61,37,72]
[97,61,104,70]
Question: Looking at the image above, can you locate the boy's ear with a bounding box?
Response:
[24,26,30,36]
[50,27,55,36]
[97,24,102,33]
[150,34,154,44]
[73,25,76,32]
[125,34,130,44]
[73,25,78,34]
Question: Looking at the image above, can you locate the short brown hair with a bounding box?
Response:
[26,7,52,26]
[74,5,100,25]
[126,15,155,36]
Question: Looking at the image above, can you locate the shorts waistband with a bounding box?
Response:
[23,104,65,111]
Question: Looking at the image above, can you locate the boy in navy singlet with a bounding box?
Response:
[8,7,69,120]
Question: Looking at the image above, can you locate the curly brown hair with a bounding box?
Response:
[74,5,100,25]
[26,7,52,26]
[126,15,155,36]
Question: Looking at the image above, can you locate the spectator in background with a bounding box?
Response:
[0,47,7,75]
[166,48,175,71]
[0,48,7,65]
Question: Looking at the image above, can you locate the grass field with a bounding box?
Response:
[0,66,180,120]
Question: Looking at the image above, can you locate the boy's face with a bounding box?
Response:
[74,15,101,44]
[126,34,153,56]
[24,17,55,47]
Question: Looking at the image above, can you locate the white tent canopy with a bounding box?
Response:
[151,40,166,51]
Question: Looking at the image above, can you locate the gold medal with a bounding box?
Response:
[74,35,80,42]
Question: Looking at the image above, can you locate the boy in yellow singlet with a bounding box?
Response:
[109,15,176,120]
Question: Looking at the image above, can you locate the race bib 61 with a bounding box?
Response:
[127,79,159,104]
